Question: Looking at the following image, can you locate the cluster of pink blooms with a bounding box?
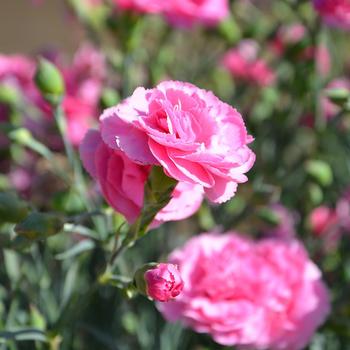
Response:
[159,232,330,349]
[313,0,350,30]
[310,190,350,248]
[80,80,255,223]
[0,46,106,196]
[115,0,229,28]
[221,40,276,87]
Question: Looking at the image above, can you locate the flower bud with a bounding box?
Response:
[134,263,184,302]
[34,58,64,105]
[0,84,20,106]
[305,160,333,187]
[326,88,350,107]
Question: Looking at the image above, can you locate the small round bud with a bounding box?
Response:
[326,88,350,106]
[134,263,184,302]
[34,58,65,105]
[305,160,333,187]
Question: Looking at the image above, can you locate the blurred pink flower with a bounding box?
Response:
[9,167,34,195]
[62,96,95,146]
[222,40,276,86]
[313,0,350,30]
[0,55,35,88]
[80,129,204,224]
[163,0,229,28]
[271,24,331,77]
[302,45,331,77]
[57,44,106,145]
[159,233,330,349]
[115,0,164,14]
[63,44,106,107]
[0,46,106,147]
[144,263,184,302]
[310,190,350,248]
[271,24,307,57]
[310,206,338,237]
[115,0,229,28]
[100,80,255,203]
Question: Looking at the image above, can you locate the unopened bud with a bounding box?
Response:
[34,58,64,105]
[0,84,20,106]
[326,88,350,107]
[305,160,333,187]
[134,263,184,302]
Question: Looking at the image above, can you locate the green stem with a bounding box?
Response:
[53,102,107,240]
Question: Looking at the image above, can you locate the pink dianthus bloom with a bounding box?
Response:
[79,129,204,224]
[100,80,255,204]
[144,263,184,302]
[222,40,276,87]
[159,233,330,350]
[313,0,350,30]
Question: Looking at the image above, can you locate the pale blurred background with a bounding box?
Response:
[0,0,82,54]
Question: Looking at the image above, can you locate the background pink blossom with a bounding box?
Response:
[222,40,276,87]
[159,233,330,350]
[115,0,229,28]
[313,0,350,30]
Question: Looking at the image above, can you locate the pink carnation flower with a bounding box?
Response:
[159,233,330,350]
[79,129,204,223]
[115,0,229,28]
[144,263,184,302]
[100,81,255,204]
[313,0,350,30]
[222,40,276,87]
